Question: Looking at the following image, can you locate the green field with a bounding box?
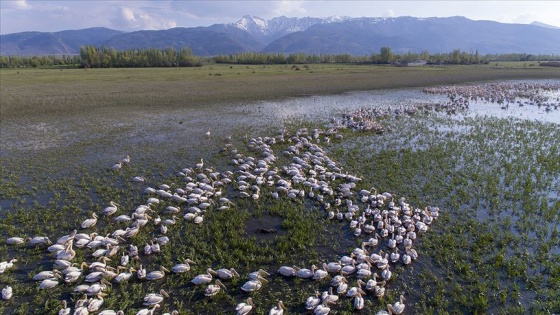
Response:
[2,63,559,119]
[1,64,559,314]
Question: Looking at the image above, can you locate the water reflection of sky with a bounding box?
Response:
[245,79,560,125]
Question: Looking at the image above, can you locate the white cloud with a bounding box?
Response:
[164,20,177,29]
[111,5,177,30]
[121,7,136,22]
[383,9,395,18]
[273,0,307,16]
[1,0,31,10]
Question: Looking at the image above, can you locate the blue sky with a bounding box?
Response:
[1,0,559,34]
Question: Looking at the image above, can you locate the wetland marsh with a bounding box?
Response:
[1,64,559,314]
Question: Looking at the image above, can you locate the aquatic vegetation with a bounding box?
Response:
[1,74,559,314]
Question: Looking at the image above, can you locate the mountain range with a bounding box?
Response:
[1,15,559,56]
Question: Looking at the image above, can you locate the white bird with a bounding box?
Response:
[47,244,66,255]
[354,292,365,310]
[337,277,349,295]
[147,197,160,204]
[39,277,60,289]
[121,155,130,164]
[171,259,195,273]
[402,252,412,265]
[269,300,286,315]
[132,176,146,183]
[162,216,178,226]
[74,294,89,308]
[388,295,406,314]
[86,279,111,295]
[114,267,135,283]
[156,236,169,246]
[321,287,339,305]
[373,281,387,298]
[296,265,315,279]
[81,213,98,229]
[136,304,160,315]
[193,215,204,225]
[381,265,392,281]
[196,158,204,170]
[58,300,71,315]
[6,237,27,245]
[144,242,152,255]
[313,303,331,315]
[346,279,366,298]
[56,230,77,245]
[143,289,169,306]
[29,236,52,246]
[406,247,418,260]
[53,259,72,270]
[329,274,346,287]
[241,275,268,292]
[2,285,12,300]
[137,264,146,280]
[114,215,132,223]
[73,306,89,315]
[211,267,240,280]
[341,261,357,276]
[191,268,216,285]
[323,261,341,273]
[205,279,226,297]
[236,297,254,315]
[248,268,270,280]
[120,254,129,266]
[56,240,76,261]
[33,270,60,281]
[112,161,122,171]
[145,266,170,281]
[103,201,120,216]
[87,293,106,312]
[312,265,329,280]
[278,265,297,277]
[64,268,83,284]
[390,249,400,264]
[305,291,321,310]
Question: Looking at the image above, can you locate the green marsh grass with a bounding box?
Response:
[1,66,559,314]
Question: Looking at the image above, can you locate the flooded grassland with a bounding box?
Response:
[1,65,559,314]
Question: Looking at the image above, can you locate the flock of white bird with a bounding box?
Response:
[2,114,439,314]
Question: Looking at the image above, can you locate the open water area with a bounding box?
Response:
[1,79,559,314]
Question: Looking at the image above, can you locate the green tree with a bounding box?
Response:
[379,47,394,64]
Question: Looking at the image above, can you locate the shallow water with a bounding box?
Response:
[1,79,558,314]
[2,79,557,159]
[243,79,560,125]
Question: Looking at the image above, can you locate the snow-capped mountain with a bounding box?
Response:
[231,15,350,42]
[2,15,560,56]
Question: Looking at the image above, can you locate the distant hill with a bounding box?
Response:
[100,26,264,56]
[262,16,560,55]
[1,16,559,56]
[530,21,560,29]
[0,27,123,56]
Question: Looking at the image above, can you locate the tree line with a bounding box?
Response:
[1,45,559,68]
[79,46,203,68]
